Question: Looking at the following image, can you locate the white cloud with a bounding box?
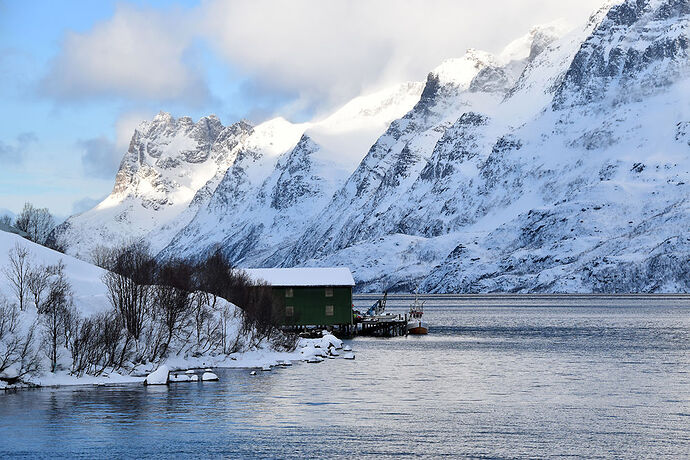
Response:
[201,0,607,114]
[0,132,37,163]
[41,5,209,104]
[78,136,120,179]
[41,0,608,116]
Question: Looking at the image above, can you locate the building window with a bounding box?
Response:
[285,306,294,317]
[325,305,334,316]
[325,287,333,297]
[285,288,294,298]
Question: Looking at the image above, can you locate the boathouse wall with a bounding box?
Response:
[271,286,353,326]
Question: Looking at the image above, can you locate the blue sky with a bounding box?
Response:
[0,0,604,216]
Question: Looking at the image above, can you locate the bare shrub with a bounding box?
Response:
[193,250,296,351]
[153,260,194,358]
[89,245,114,269]
[68,310,127,377]
[0,298,41,381]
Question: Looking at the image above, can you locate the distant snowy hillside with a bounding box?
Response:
[56,0,690,293]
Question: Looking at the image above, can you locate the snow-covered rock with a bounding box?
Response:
[319,332,343,350]
[285,0,690,293]
[145,365,170,385]
[201,372,218,381]
[170,373,192,382]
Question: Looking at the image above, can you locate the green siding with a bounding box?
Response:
[272,286,352,326]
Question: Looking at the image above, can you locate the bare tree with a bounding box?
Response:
[0,215,12,227]
[152,260,194,359]
[102,242,155,342]
[14,202,55,246]
[27,265,50,311]
[40,261,72,372]
[3,242,31,311]
[90,245,114,269]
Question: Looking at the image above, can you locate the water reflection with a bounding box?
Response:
[1,305,689,458]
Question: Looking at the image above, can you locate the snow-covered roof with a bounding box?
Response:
[243,267,355,287]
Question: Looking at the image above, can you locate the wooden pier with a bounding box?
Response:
[282,314,408,338]
[357,314,408,337]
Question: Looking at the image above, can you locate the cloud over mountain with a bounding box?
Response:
[39,0,605,116]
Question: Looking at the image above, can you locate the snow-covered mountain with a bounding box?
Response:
[54,81,423,262]
[56,0,690,293]
[285,0,690,292]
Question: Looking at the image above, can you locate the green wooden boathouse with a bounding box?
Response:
[244,267,355,328]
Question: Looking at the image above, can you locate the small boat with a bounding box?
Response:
[407,290,428,335]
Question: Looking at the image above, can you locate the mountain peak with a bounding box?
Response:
[430,49,498,89]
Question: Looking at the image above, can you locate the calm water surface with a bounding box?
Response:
[1,303,689,459]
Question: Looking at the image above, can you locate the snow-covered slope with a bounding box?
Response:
[0,231,112,317]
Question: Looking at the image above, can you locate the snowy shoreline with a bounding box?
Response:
[2,333,347,391]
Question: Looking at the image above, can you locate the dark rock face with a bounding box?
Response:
[553,0,689,109]
[470,67,513,93]
[270,135,322,210]
[419,112,489,182]
[676,122,690,146]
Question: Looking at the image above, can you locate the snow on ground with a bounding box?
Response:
[0,229,111,316]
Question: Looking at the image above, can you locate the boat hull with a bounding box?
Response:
[408,325,428,335]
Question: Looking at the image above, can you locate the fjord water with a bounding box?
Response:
[1,300,689,458]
